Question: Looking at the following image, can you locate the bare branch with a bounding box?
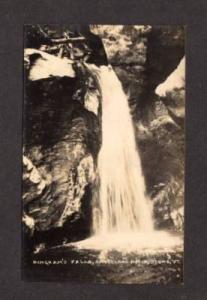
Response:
[51,37,86,44]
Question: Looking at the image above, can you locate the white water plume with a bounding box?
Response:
[92,66,154,235]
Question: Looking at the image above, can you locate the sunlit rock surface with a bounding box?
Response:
[24,49,75,80]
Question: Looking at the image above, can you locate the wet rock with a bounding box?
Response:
[156,57,185,128]
[23,74,101,238]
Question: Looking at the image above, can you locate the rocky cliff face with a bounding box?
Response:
[23,73,101,246]
[23,25,185,249]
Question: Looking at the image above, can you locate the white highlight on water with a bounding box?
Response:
[92,66,153,235]
[70,65,183,253]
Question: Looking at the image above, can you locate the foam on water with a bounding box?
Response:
[71,231,183,254]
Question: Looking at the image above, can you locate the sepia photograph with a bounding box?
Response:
[22,24,185,284]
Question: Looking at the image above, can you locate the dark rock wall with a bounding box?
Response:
[23,75,101,245]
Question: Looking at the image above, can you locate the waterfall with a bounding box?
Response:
[92,66,154,235]
[70,65,182,253]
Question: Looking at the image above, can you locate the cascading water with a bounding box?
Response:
[92,66,154,235]
[71,65,182,253]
